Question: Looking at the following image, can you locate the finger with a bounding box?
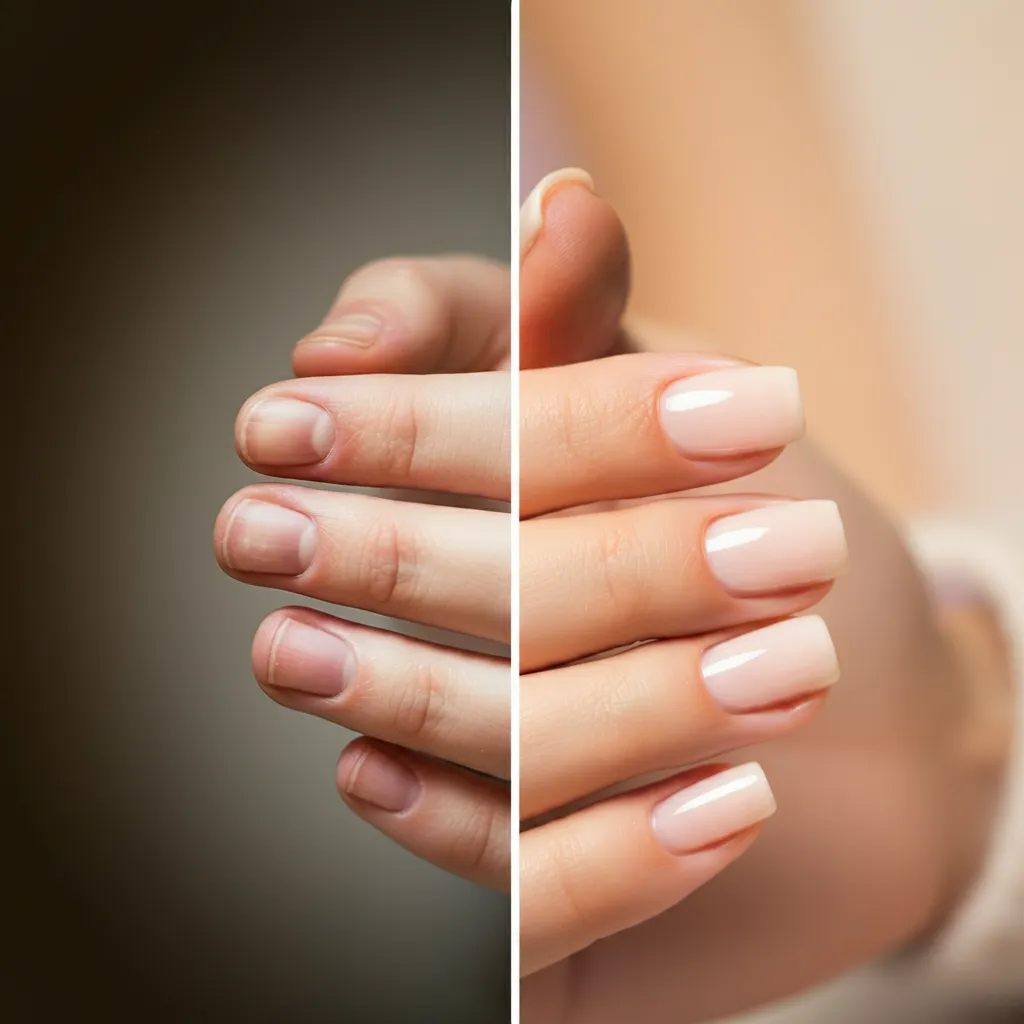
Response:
[235,372,509,500]
[521,616,837,818]
[293,256,510,376]
[253,607,509,778]
[520,763,775,975]
[519,169,632,369]
[338,738,510,890]
[521,353,804,516]
[214,485,510,642]
[521,495,847,670]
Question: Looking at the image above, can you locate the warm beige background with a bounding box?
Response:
[800,0,1024,546]
[739,2,1022,1020]
[523,0,1022,1021]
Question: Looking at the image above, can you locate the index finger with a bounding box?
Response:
[521,352,805,516]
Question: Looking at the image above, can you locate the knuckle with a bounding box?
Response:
[546,831,592,934]
[377,387,422,481]
[450,800,506,876]
[357,515,417,607]
[391,660,448,743]
[341,259,446,331]
[587,515,648,622]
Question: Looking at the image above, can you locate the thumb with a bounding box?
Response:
[520,170,632,369]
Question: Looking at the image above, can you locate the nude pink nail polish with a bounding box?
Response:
[659,366,805,457]
[652,763,777,855]
[704,500,847,595]
[701,616,839,713]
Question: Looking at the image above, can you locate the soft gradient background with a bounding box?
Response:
[6,2,509,1020]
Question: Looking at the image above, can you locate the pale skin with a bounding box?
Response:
[519,0,1012,1015]
[216,182,1009,1021]
[213,2,1012,1009]
[518,187,1011,1021]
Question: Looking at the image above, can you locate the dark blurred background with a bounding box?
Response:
[5,2,509,1020]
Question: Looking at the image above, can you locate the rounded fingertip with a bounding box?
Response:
[252,612,352,698]
[520,167,595,260]
[295,262,447,375]
[215,496,317,577]
[236,395,335,466]
[337,739,421,814]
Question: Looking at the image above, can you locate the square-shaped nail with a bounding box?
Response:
[660,366,804,457]
[702,616,839,713]
[652,763,777,855]
[705,500,847,595]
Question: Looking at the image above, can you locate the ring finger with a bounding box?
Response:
[521,615,838,818]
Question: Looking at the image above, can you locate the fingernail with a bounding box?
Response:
[238,398,334,466]
[659,366,804,457]
[705,500,847,595]
[702,616,839,713]
[266,619,353,697]
[652,763,777,855]
[340,746,420,812]
[222,500,316,575]
[303,311,382,348]
[520,167,594,259]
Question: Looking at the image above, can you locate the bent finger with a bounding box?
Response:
[339,738,510,890]
[520,763,775,975]
[294,255,510,376]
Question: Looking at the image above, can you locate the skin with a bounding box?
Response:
[518,188,1011,1022]
[213,88,1014,1022]
[522,0,942,519]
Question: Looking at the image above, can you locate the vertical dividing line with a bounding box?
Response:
[509,0,522,1015]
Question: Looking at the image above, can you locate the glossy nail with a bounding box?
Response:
[238,398,334,466]
[520,167,594,258]
[702,615,839,713]
[266,619,353,697]
[652,763,777,855]
[705,500,847,595]
[222,500,316,576]
[340,746,420,812]
[660,366,804,457]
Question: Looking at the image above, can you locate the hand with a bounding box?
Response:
[214,255,512,888]
[518,346,844,976]
[518,177,1005,1021]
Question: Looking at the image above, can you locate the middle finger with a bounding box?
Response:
[521,495,847,670]
[215,483,510,642]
